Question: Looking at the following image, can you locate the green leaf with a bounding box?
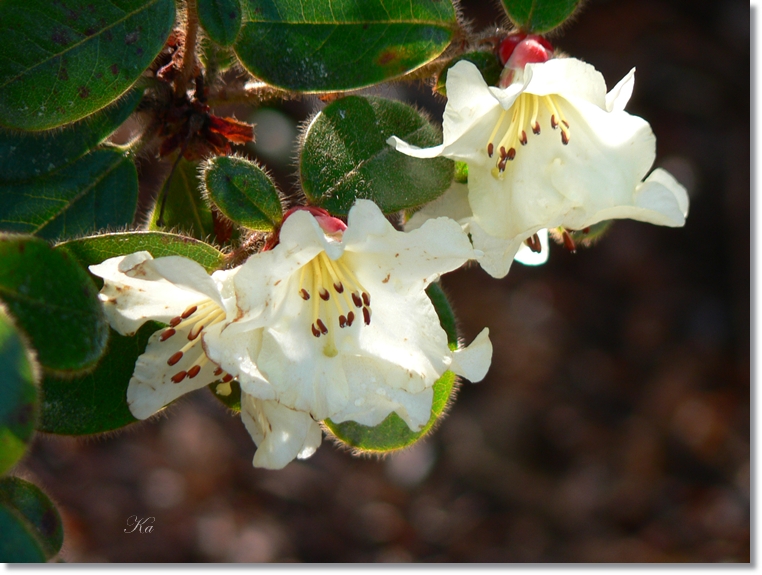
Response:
[0,236,108,374]
[0,149,139,242]
[435,51,503,96]
[38,323,157,436]
[324,370,457,452]
[234,0,456,92]
[198,0,243,46]
[323,280,460,452]
[0,477,63,561]
[0,0,176,131]
[39,232,227,435]
[210,379,242,411]
[56,231,228,276]
[500,0,582,34]
[0,89,142,184]
[454,161,468,184]
[0,307,39,476]
[203,156,283,231]
[301,96,453,215]
[149,159,215,241]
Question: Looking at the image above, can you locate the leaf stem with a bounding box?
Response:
[175,0,199,98]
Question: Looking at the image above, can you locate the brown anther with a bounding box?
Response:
[334,282,344,293]
[487,143,494,157]
[187,365,201,379]
[181,305,197,319]
[561,131,569,145]
[168,351,183,366]
[160,328,176,341]
[222,373,234,383]
[520,130,528,145]
[347,311,355,326]
[171,371,187,383]
[319,288,330,301]
[339,315,347,328]
[507,148,516,161]
[170,316,182,327]
[562,120,570,129]
[188,325,203,340]
[363,307,371,326]
[498,158,508,172]
[525,234,542,253]
[352,292,363,308]
[311,324,321,338]
[362,292,371,306]
[551,115,558,129]
[532,122,541,135]
[317,319,328,335]
[299,289,310,300]
[214,367,224,376]
[561,229,577,253]
[499,146,507,159]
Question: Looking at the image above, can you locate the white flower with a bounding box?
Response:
[202,199,492,434]
[405,182,549,278]
[388,58,689,278]
[89,251,321,470]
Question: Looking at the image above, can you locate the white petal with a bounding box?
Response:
[523,58,608,108]
[403,183,473,232]
[240,395,322,470]
[449,328,492,383]
[89,252,222,335]
[606,68,636,113]
[127,326,222,419]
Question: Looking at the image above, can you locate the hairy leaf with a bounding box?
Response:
[0,236,107,373]
[0,307,39,476]
[0,149,139,242]
[0,477,63,561]
[204,156,283,230]
[0,0,175,130]
[500,0,582,33]
[301,96,453,215]
[0,89,142,184]
[234,0,456,91]
[198,0,243,46]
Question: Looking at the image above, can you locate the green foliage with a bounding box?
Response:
[301,96,453,215]
[198,0,243,46]
[454,161,469,184]
[0,0,175,131]
[435,51,503,96]
[150,159,215,241]
[210,380,243,411]
[57,231,228,276]
[0,308,39,475]
[323,280,460,452]
[0,476,63,562]
[0,236,107,374]
[0,89,142,184]
[500,0,582,34]
[234,0,456,92]
[203,156,283,231]
[0,149,139,242]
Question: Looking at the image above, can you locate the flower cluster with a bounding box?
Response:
[389,35,689,278]
[90,200,492,469]
[89,34,689,470]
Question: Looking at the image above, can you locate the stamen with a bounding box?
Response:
[520,130,528,146]
[530,95,540,134]
[160,328,176,341]
[561,131,569,145]
[352,292,363,308]
[169,317,182,327]
[188,325,203,341]
[561,229,577,253]
[487,143,494,157]
[181,305,197,319]
[317,319,328,335]
[187,365,201,379]
[363,307,371,325]
[168,351,183,366]
[171,370,187,383]
[319,288,330,301]
[362,292,371,306]
[347,311,355,326]
[312,324,321,338]
[525,233,542,253]
[214,367,224,376]
[486,109,509,156]
[507,148,516,160]
[334,282,344,293]
[299,288,310,300]
[222,373,233,383]
[339,315,347,328]
[550,114,558,129]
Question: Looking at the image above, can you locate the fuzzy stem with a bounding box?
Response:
[176,0,199,97]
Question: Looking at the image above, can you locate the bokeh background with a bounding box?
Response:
[18,0,750,562]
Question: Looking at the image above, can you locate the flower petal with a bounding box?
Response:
[606,68,636,113]
[89,252,224,335]
[523,58,607,108]
[449,328,492,383]
[240,395,322,470]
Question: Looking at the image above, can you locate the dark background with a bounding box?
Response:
[19,0,750,562]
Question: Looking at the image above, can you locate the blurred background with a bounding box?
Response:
[18,0,750,562]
